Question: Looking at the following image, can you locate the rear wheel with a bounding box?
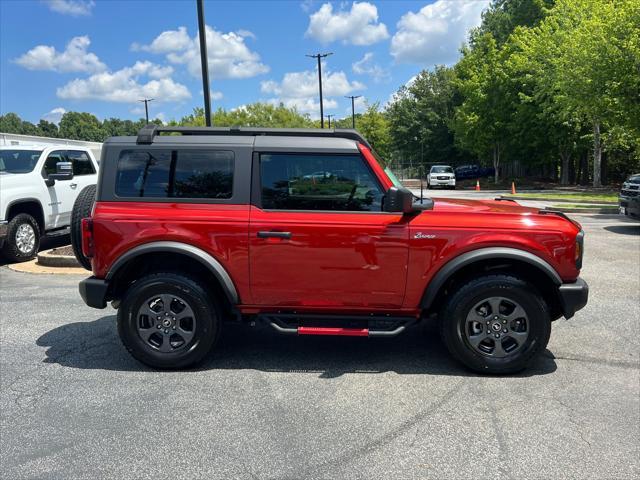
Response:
[117,273,220,369]
[439,274,551,374]
[1,213,40,262]
[70,184,96,270]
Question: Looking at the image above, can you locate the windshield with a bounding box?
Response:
[0,150,42,173]
[627,174,640,184]
[431,166,454,174]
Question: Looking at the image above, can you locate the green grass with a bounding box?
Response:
[506,192,618,203]
[551,203,618,209]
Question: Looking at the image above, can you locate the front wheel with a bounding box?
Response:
[1,213,41,262]
[117,273,220,369]
[439,274,551,374]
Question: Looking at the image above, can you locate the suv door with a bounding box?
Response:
[41,150,75,228]
[249,152,409,308]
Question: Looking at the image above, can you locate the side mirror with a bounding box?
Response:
[383,186,414,213]
[47,161,74,184]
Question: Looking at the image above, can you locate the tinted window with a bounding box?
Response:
[260,154,383,211]
[42,150,67,178]
[68,150,95,176]
[115,149,234,199]
[0,150,41,173]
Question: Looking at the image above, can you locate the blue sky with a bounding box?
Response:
[0,0,489,124]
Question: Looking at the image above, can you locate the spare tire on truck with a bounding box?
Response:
[71,184,96,271]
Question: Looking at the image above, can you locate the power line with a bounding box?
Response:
[306,52,333,128]
[139,98,154,123]
[345,95,362,129]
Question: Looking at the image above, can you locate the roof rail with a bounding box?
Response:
[135,124,371,148]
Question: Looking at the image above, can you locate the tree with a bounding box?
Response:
[453,33,516,183]
[475,0,555,46]
[58,112,105,142]
[356,102,392,163]
[510,0,639,186]
[177,103,315,129]
[36,119,59,138]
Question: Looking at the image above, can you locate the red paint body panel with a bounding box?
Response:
[90,146,582,315]
[297,326,369,336]
[249,206,409,308]
[91,201,252,303]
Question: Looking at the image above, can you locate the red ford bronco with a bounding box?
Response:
[78,126,588,373]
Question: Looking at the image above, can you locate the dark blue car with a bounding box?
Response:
[455,164,495,180]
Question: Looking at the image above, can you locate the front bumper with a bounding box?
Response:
[429,178,456,186]
[0,221,8,247]
[619,196,640,218]
[558,278,589,319]
[79,276,109,309]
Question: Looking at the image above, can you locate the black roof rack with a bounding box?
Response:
[136,124,371,148]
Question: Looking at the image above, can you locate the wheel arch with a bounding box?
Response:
[421,247,563,317]
[106,241,239,306]
[6,198,45,232]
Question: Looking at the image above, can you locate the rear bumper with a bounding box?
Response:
[558,278,589,319]
[79,276,109,309]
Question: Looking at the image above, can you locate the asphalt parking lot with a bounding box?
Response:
[1,213,638,479]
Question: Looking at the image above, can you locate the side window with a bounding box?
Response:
[260,154,383,211]
[115,149,234,199]
[68,150,95,176]
[41,150,67,179]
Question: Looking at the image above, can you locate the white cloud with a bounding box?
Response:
[306,2,389,45]
[135,25,269,79]
[199,89,224,101]
[41,107,67,124]
[56,61,191,103]
[15,36,105,73]
[391,0,489,65]
[352,52,390,83]
[260,65,364,116]
[44,0,95,16]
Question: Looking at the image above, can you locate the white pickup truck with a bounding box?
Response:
[0,145,99,262]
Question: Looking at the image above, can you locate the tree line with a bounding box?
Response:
[2,0,636,186]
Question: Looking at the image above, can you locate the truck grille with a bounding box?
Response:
[437,176,449,180]
[622,189,638,197]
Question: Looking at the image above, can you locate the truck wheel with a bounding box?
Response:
[1,213,41,262]
[70,184,96,270]
[439,274,551,375]
[117,273,220,369]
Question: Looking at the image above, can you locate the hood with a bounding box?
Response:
[432,197,538,214]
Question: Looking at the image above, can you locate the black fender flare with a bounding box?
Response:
[106,241,239,304]
[420,247,561,310]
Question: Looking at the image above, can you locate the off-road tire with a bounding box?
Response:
[1,213,41,262]
[117,273,220,369]
[70,184,96,270]
[439,274,551,375]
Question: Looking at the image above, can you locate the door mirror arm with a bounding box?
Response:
[383,186,433,214]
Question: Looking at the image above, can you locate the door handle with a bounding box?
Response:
[257,231,292,239]
[70,183,78,189]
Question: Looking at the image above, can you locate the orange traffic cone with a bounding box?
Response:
[475,180,480,191]
[511,182,516,195]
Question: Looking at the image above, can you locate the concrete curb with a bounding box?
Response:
[7,259,88,275]
[37,248,82,268]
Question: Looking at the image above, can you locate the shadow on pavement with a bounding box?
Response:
[604,224,640,235]
[36,316,557,378]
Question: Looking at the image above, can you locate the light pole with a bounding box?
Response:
[344,95,362,129]
[197,0,212,126]
[139,98,154,123]
[306,52,333,128]
[326,114,334,128]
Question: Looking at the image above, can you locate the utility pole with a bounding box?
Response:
[197,0,212,126]
[139,98,154,123]
[306,52,333,128]
[326,114,334,128]
[344,95,362,129]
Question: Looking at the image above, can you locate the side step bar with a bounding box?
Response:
[260,313,417,338]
